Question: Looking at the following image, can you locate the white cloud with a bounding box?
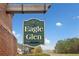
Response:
[56,22,62,27]
[73,16,79,19]
[12,30,22,44]
[76,16,79,18]
[40,38,53,50]
[45,38,50,44]
[12,30,20,38]
[12,31,16,36]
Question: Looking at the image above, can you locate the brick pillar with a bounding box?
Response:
[0,4,17,56]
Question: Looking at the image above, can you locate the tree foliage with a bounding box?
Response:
[55,38,79,53]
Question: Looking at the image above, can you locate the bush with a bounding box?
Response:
[33,46,42,54]
[17,46,50,56]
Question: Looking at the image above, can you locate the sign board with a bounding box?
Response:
[23,19,44,46]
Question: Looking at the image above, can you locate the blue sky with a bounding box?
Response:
[12,3,79,50]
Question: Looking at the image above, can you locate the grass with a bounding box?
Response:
[59,54,79,56]
[17,52,79,56]
[17,53,50,56]
[49,53,79,56]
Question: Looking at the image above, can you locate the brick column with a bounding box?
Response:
[0,4,17,56]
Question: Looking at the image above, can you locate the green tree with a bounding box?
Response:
[55,38,79,53]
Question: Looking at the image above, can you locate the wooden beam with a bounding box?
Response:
[6,4,51,14]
